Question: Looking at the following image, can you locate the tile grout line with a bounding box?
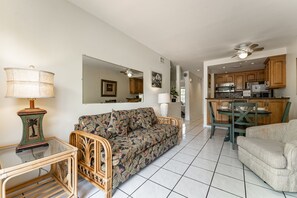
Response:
[205,136,225,198]
[127,122,206,197]
[243,163,247,198]
[166,129,215,198]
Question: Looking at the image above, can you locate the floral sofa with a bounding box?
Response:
[70,107,181,198]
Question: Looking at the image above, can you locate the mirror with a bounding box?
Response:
[83,55,144,104]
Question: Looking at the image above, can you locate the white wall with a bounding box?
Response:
[0,0,170,146]
[189,72,203,121]
[278,39,297,120]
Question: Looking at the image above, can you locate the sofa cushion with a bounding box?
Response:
[137,107,158,128]
[128,109,142,132]
[237,137,286,169]
[107,110,130,137]
[79,113,112,139]
[151,124,179,138]
[108,124,177,166]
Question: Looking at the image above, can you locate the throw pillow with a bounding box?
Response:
[137,107,157,129]
[107,110,130,137]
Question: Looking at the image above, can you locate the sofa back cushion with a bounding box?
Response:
[107,110,130,137]
[78,113,112,139]
[128,109,142,131]
[283,119,297,143]
[137,107,158,129]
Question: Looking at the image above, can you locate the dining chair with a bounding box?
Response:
[281,101,291,123]
[208,101,232,140]
[231,102,258,149]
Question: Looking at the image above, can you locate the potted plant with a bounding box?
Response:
[170,87,179,102]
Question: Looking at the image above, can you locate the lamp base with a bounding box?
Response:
[160,103,169,117]
[17,108,48,153]
[16,142,49,153]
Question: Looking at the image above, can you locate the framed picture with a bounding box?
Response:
[101,79,117,97]
[152,71,162,88]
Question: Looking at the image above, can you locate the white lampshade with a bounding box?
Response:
[158,93,170,104]
[4,66,55,98]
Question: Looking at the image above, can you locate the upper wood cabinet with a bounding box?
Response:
[257,70,265,81]
[234,73,245,90]
[215,74,234,85]
[129,78,143,94]
[265,55,286,88]
[245,72,257,82]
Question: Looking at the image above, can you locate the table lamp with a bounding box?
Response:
[4,66,55,152]
[158,93,170,117]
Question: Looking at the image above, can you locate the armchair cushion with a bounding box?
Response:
[283,119,297,143]
[284,140,297,171]
[237,137,286,169]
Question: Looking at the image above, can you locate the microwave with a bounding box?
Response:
[252,84,267,93]
[243,90,251,97]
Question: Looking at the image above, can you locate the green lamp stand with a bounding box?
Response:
[16,99,49,152]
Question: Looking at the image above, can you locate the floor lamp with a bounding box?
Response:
[158,93,170,117]
[4,66,55,152]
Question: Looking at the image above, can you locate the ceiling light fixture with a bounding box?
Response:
[222,66,226,69]
[127,69,133,77]
[197,69,200,72]
[238,50,248,59]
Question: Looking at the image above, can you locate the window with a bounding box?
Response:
[180,88,186,104]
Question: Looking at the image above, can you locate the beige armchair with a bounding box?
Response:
[237,119,297,192]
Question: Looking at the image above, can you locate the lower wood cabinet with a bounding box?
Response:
[207,98,289,125]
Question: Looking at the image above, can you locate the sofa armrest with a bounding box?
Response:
[284,140,297,171]
[69,130,112,197]
[246,123,287,142]
[157,116,182,144]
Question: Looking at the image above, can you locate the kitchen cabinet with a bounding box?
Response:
[206,98,289,125]
[249,99,269,125]
[257,70,265,81]
[129,78,143,94]
[215,74,234,85]
[267,99,287,124]
[245,72,257,82]
[234,74,245,90]
[215,74,234,84]
[265,55,286,88]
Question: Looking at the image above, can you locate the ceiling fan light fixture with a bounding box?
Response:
[238,51,248,59]
[127,70,133,77]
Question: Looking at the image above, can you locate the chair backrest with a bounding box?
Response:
[208,101,215,123]
[281,102,291,123]
[231,102,258,129]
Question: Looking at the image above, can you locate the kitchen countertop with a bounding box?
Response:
[206,97,290,100]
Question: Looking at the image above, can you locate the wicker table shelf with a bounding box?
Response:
[0,137,78,198]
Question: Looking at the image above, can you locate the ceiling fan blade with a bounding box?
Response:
[231,54,238,58]
[253,47,264,51]
[249,43,259,49]
[248,52,252,56]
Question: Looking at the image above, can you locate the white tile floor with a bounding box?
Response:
[77,118,297,198]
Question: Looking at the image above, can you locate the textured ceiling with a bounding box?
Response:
[68,0,297,77]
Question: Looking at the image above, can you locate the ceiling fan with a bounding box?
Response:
[120,69,133,77]
[232,42,264,59]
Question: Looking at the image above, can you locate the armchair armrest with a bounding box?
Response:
[284,140,297,171]
[246,123,287,142]
[69,130,112,198]
[157,116,182,144]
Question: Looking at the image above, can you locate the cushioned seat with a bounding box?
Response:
[237,119,297,192]
[151,124,179,138]
[237,137,286,169]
